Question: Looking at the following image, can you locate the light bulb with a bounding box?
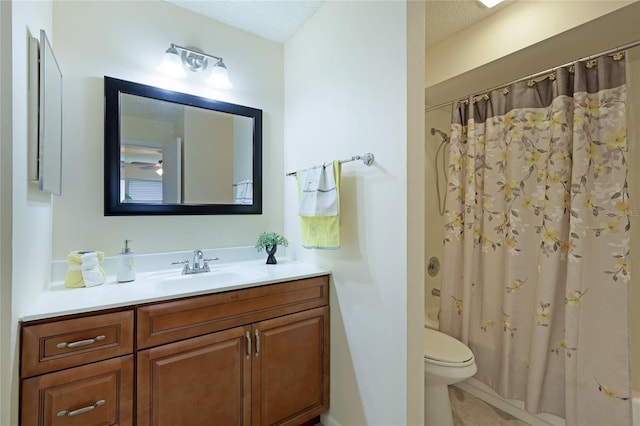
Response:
[206,60,233,89]
[156,46,187,78]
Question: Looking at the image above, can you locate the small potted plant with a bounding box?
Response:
[255,232,289,264]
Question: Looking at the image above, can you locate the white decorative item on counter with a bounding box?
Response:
[63,251,106,288]
[117,240,135,283]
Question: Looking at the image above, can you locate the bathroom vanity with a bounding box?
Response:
[19,260,330,426]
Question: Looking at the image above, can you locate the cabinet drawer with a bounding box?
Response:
[21,310,134,378]
[20,355,133,426]
[137,275,329,349]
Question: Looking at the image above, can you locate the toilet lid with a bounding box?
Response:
[424,327,473,364]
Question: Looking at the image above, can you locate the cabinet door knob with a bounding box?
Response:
[56,335,106,349]
[245,331,251,359]
[57,399,106,417]
[254,329,260,357]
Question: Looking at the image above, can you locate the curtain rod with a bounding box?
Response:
[424,38,640,114]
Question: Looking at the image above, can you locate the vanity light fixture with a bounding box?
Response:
[478,0,504,7]
[157,43,233,90]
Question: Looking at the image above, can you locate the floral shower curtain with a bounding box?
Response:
[440,53,631,426]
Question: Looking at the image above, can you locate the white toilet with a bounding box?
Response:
[424,326,477,426]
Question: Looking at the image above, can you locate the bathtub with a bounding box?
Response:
[455,379,640,426]
[455,378,564,426]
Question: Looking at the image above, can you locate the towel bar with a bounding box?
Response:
[286,152,374,177]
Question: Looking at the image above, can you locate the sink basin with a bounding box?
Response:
[155,265,267,290]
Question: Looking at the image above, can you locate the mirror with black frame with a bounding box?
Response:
[104,76,262,215]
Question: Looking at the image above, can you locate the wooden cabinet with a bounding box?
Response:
[252,307,329,426]
[137,326,251,426]
[21,356,133,426]
[136,276,328,349]
[137,276,330,426]
[137,306,329,426]
[20,310,134,426]
[21,311,134,378]
[20,275,329,426]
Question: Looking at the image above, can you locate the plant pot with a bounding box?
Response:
[266,245,278,264]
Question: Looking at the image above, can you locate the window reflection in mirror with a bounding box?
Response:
[104,77,262,215]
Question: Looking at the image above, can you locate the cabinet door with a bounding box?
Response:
[20,355,133,426]
[137,326,251,426]
[252,306,329,426]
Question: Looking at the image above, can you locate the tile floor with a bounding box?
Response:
[449,386,530,426]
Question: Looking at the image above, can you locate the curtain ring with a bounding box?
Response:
[586,60,597,69]
[613,51,624,61]
[527,80,536,87]
[549,72,556,81]
[502,87,510,95]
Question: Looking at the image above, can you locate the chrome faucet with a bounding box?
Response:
[192,249,205,270]
[172,250,218,275]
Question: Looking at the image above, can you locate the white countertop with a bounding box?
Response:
[21,258,330,322]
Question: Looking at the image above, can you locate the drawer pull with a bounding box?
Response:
[245,331,251,359]
[57,399,106,417]
[56,335,106,349]
[254,329,260,357]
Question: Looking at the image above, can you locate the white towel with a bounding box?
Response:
[298,162,338,216]
[234,180,253,205]
[68,251,105,287]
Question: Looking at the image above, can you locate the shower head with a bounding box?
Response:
[430,128,450,143]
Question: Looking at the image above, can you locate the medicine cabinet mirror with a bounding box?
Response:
[104,77,262,215]
[28,29,63,195]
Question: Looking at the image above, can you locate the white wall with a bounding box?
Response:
[284,2,424,424]
[627,46,640,392]
[406,3,426,422]
[3,2,56,425]
[51,0,284,259]
[0,1,12,423]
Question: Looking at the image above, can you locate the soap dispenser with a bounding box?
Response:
[117,239,135,283]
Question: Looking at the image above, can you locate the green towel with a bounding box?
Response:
[297,161,341,249]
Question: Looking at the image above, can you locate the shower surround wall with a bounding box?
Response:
[424,44,640,422]
[424,105,450,323]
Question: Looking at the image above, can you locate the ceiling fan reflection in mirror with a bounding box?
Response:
[136,160,163,176]
[121,144,164,175]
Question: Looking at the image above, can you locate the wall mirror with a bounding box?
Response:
[28,29,63,195]
[104,76,262,215]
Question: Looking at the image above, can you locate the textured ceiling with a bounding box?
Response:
[166,0,509,46]
[165,0,324,44]
[426,0,512,48]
